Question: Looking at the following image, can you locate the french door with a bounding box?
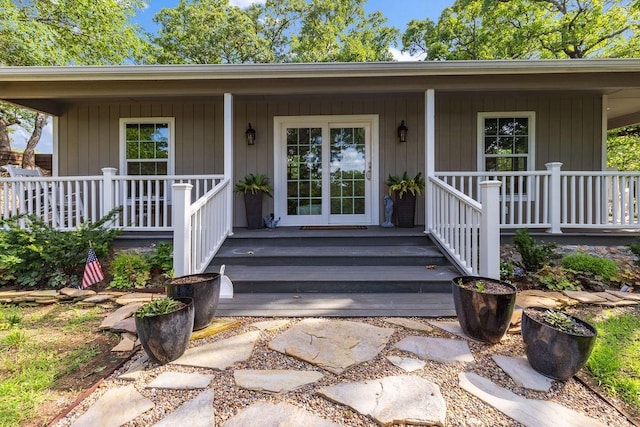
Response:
[274,115,379,226]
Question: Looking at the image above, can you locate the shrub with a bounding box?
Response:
[513,228,559,272]
[109,252,150,289]
[534,265,580,291]
[561,252,619,281]
[500,261,514,282]
[148,242,174,279]
[0,209,121,288]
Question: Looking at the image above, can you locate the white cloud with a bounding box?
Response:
[390,48,426,62]
[229,0,266,8]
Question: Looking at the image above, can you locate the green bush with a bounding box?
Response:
[513,228,559,272]
[561,252,619,281]
[148,242,173,279]
[0,209,121,288]
[109,252,150,289]
[534,265,580,291]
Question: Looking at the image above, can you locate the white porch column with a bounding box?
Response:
[224,93,234,236]
[173,183,193,277]
[480,180,501,279]
[546,162,563,234]
[101,167,117,217]
[424,89,435,233]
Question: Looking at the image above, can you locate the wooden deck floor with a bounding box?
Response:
[215,293,455,317]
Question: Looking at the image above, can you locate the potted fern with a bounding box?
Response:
[521,306,597,380]
[234,173,273,229]
[386,172,425,228]
[452,276,517,343]
[135,296,194,365]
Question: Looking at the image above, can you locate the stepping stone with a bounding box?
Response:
[83,295,114,304]
[0,291,33,298]
[152,389,214,427]
[99,303,142,329]
[70,384,154,427]
[34,298,57,304]
[606,290,640,301]
[59,287,96,297]
[459,372,607,427]
[516,290,576,309]
[234,369,323,393]
[119,354,149,381]
[115,293,156,306]
[562,291,608,304]
[492,355,553,392]
[592,292,638,306]
[250,319,290,331]
[383,317,433,333]
[317,375,446,426]
[111,317,137,334]
[146,372,213,389]
[428,320,483,342]
[222,401,340,427]
[394,336,474,364]
[30,290,59,298]
[112,333,137,352]
[190,319,241,341]
[173,330,260,370]
[269,319,394,374]
[386,355,426,372]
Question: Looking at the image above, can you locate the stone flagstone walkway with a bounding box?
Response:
[53,313,633,427]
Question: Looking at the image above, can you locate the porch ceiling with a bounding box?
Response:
[2,59,640,129]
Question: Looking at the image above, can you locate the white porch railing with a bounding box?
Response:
[172,179,231,276]
[437,162,640,232]
[428,177,501,277]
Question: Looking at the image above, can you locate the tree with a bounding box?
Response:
[608,126,640,171]
[402,0,640,60]
[0,0,149,166]
[150,0,398,64]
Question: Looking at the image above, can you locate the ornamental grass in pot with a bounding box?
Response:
[452,276,517,344]
[166,273,221,331]
[135,296,194,365]
[522,306,597,380]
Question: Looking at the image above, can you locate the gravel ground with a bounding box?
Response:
[54,315,633,427]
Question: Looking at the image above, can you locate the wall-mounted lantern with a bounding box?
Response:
[397,120,408,143]
[246,123,256,145]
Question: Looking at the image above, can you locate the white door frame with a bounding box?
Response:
[274,115,380,226]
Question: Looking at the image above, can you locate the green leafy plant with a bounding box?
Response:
[513,228,559,272]
[108,252,150,289]
[0,209,121,288]
[234,173,273,197]
[135,296,181,318]
[148,242,174,279]
[500,261,514,282]
[543,309,580,334]
[561,252,618,281]
[535,265,579,291]
[628,238,640,265]
[386,171,425,199]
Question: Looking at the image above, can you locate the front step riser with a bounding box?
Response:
[223,237,432,247]
[210,256,448,267]
[232,281,453,293]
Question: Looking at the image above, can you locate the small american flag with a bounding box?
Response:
[82,246,104,289]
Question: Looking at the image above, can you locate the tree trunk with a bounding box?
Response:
[22,113,46,169]
[0,116,12,154]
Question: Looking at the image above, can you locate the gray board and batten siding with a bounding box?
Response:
[57,91,602,226]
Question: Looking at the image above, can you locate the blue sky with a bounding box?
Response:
[13,0,454,153]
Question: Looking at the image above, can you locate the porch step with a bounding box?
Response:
[207,226,462,293]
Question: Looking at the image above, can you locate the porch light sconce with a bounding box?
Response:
[397,120,408,143]
[246,123,256,146]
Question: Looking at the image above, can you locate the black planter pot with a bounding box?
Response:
[166,273,221,331]
[394,193,416,228]
[135,297,194,365]
[522,306,597,380]
[244,191,264,229]
[452,276,517,344]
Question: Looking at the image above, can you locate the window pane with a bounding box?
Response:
[497,137,513,154]
[515,137,528,154]
[139,124,155,141]
[127,161,142,175]
[485,137,498,154]
[484,118,498,135]
[514,118,529,135]
[126,141,139,159]
[139,142,155,159]
[157,141,169,158]
[499,118,516,136]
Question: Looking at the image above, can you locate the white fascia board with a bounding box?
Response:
[0,59,639,82]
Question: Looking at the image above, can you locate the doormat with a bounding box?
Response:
[300,225,367,230]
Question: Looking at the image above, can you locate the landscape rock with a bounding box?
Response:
[146,372,213,389]
[492,355,553,392]
[269,318,394,374]
[115,293,156,306]
[394,336,474,363]
[70,385,154,427]
[111,317,137,334]
[385,355,426,372]
[119,354,149,381]
[222,401,340,427]
[59,287,96,298]
[99,303,142,330]
[83,295,114,304]
[317,375,447,426]
[383,317,433,333]
[234,369,323,393]
[111,333,137,352]
[151,389,214,427]
[173,330,260,370]
[250,319,290,331]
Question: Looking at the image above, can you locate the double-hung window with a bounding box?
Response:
[120,118,174,176]
[478,112,534,173]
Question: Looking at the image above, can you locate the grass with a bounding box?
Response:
[0,304,116,427]
[586,307,640,411]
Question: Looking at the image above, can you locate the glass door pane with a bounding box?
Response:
[330,127,366,216]
[286,127,323,217]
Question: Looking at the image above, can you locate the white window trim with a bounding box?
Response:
[119,117,175,176]
[477,111,535,173]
